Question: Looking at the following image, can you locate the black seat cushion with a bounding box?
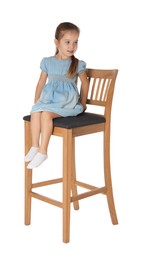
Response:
[23,112,106,129]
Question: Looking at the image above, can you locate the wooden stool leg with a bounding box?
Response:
[104,126,118,225]
[24,121,32,225]
[63,129,72,243]
[71,138,79,210]
[25,168,32,225]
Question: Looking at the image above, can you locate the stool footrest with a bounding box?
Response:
[32,178,62,188]
[30,183,106,208]
[30,191,63,208]
[71,186,106,202]
[75,180,105,191]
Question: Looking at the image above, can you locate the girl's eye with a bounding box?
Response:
[64,41,78,45]
[65,41,70,44]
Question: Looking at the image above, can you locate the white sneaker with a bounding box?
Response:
[27,152,48,169]
[24,147,39,162]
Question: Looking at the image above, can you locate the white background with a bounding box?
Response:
[0,0,144,259]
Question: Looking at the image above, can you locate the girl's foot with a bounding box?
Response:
[24,147,39,162]
[27,152,48,169]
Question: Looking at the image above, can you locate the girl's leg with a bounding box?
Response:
[31,112,41,147]
[39,111,61,154]
[25,112,41,162]
[27,111,61,168]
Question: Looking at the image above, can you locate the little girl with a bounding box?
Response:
[25,22,89,169]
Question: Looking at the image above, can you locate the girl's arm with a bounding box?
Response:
[78,71,89,110]
[34,71,48,103]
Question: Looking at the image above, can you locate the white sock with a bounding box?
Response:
[24,147,39,162]
[27,152,48,169]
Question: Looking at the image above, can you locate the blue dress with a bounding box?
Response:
[31,56,86,117]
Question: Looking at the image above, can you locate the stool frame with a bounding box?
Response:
[24,68,118,243]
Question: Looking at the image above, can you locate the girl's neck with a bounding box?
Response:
[55,53,71,60]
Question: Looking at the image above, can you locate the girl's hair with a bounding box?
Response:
[55,22,80,78]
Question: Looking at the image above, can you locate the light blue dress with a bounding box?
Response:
[31,56,86,117]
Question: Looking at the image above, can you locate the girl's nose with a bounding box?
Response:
[71,43,76,49]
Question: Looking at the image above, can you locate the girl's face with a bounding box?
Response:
[55,30,79,59]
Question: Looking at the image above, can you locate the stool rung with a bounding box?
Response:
[75,180,99,190]
[32,178,62,188]
[71,186,106,202]
[30,191,63,208]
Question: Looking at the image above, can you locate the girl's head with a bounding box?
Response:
[54,22,80,78]
[55,22,80,43]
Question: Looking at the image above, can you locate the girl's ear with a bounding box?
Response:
[54,39,59,47]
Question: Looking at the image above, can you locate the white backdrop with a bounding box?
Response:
[0,0,144,259]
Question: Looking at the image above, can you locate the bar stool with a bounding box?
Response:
[23,68,118,243]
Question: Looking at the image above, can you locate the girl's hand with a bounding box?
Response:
[81,102,87,111]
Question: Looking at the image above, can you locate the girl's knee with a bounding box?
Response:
[42,111,60,119]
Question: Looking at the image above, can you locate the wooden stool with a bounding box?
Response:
[23,68,118,243]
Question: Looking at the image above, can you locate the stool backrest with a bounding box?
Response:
[86,68,118,117]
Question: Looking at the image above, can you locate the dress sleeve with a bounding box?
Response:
[40,57,48,73]
[77,60,86,74]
